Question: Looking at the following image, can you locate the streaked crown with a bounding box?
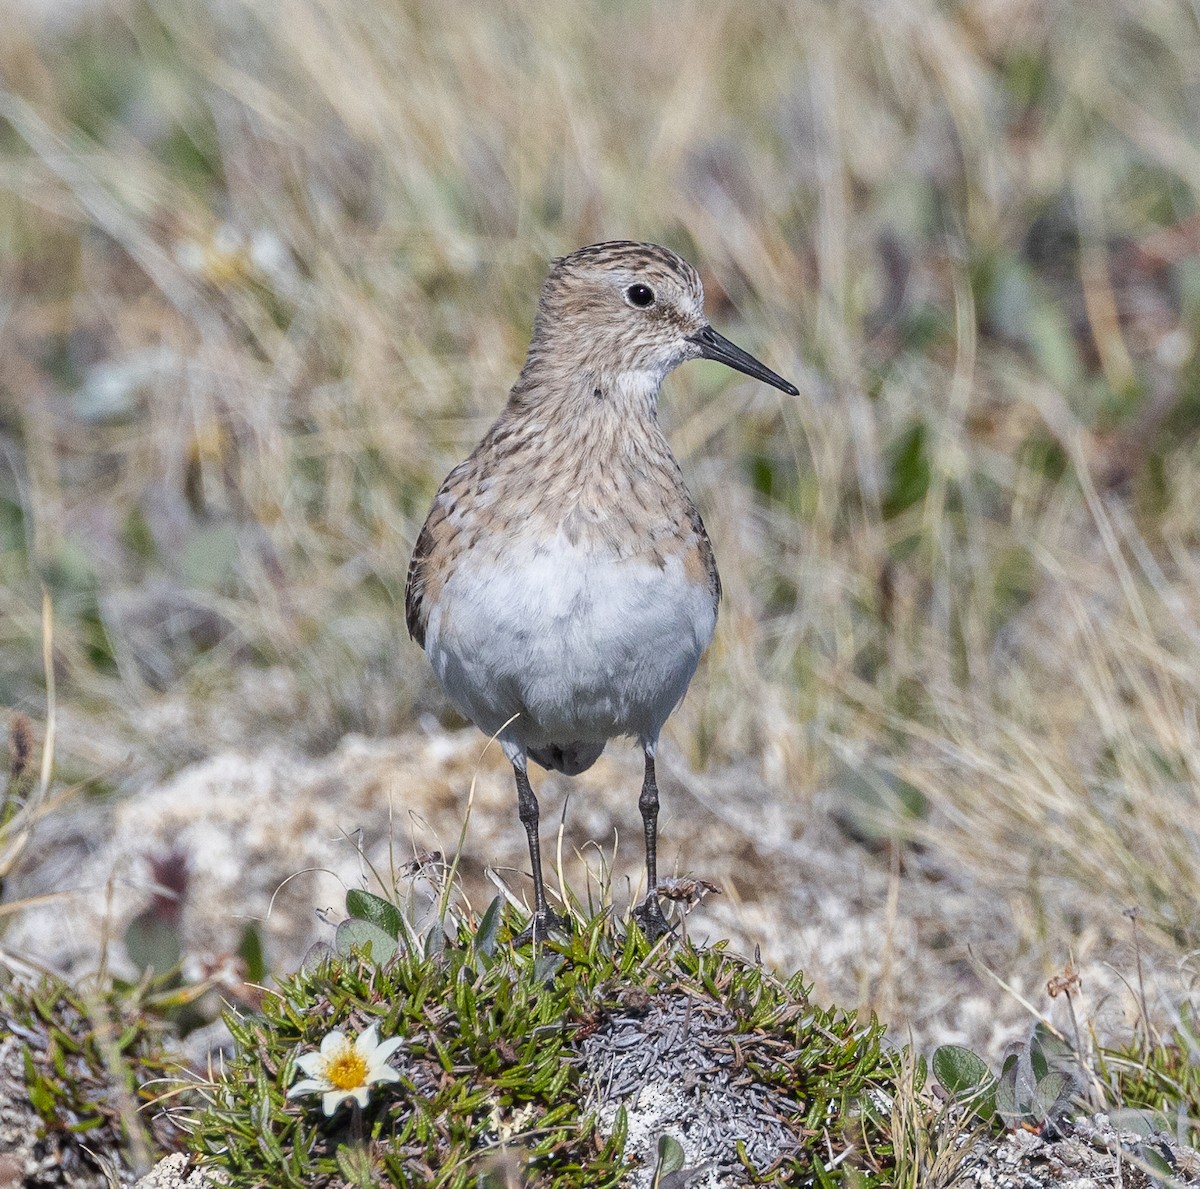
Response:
[548,240,704,307]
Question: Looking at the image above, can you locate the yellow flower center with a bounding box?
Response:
[325,1048,368,1091]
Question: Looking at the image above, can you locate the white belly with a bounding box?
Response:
[425,532,717,762]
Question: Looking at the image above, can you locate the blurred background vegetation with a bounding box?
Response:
[3,0,1200,968]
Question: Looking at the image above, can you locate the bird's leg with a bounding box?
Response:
[512,762,569,944]
[632,748,672,940]
[640,750,660,890]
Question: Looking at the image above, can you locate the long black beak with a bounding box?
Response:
[686,325,799,396]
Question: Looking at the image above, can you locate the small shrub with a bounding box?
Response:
[190,898,900,1187]
[0,970,186,1176]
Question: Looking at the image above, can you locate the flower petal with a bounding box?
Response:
[294,1052,328,1077]
[322,1088,353,1116]
[365,1065,401,1086]
[349,1086,371,1108]
[354,1024,380,1056]
[319,1030,349,1057]
[369,1036,404,1064]
[287,1078,328,1098]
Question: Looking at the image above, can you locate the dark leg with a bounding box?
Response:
[640,751,660,890]
[632,749,672,940]
[512,763,569,943]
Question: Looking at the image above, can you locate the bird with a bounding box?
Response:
[404,241,798,940]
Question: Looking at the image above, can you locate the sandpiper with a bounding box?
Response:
[405,241,798,939]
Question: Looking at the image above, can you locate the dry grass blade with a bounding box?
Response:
[0,590,57,880]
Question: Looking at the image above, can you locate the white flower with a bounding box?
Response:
[287,1024,403,1116]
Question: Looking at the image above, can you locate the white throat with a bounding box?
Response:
[611,367,669,415]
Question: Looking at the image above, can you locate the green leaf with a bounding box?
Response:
[833,759,929,846]
[27,1075,57,1117]
[67,1114,106,1133]
[1107,1107,1168,1137]
[1032,1070,1073,1123]
[22,1046,58,1118]
[654,1133,685,1181]
[345,889,404,942]
[995,1054,1020,1123]
[933,1044,991,1097]
[124,910,182,977]
[423,920,445,958]
[1140,1143,1176,1177]
[1031,1021,1073,1068]
[335,1142,376,1188]
[883,421,930,519]
[299,941,336,973]
[475,897,502,958]
[238,923,266,983]
[334,918,397,965]
[1030,1038,1049,1082]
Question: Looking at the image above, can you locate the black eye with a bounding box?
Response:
[625,283,655,308]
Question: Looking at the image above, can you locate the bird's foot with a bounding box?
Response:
[632,893,674,942]
[512,907,572,947]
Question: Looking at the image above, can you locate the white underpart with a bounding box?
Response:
[424,530,716,770]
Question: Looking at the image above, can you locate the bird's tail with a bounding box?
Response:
[527,741,606,776]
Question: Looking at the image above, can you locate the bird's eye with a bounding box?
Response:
[625,283,655,308]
